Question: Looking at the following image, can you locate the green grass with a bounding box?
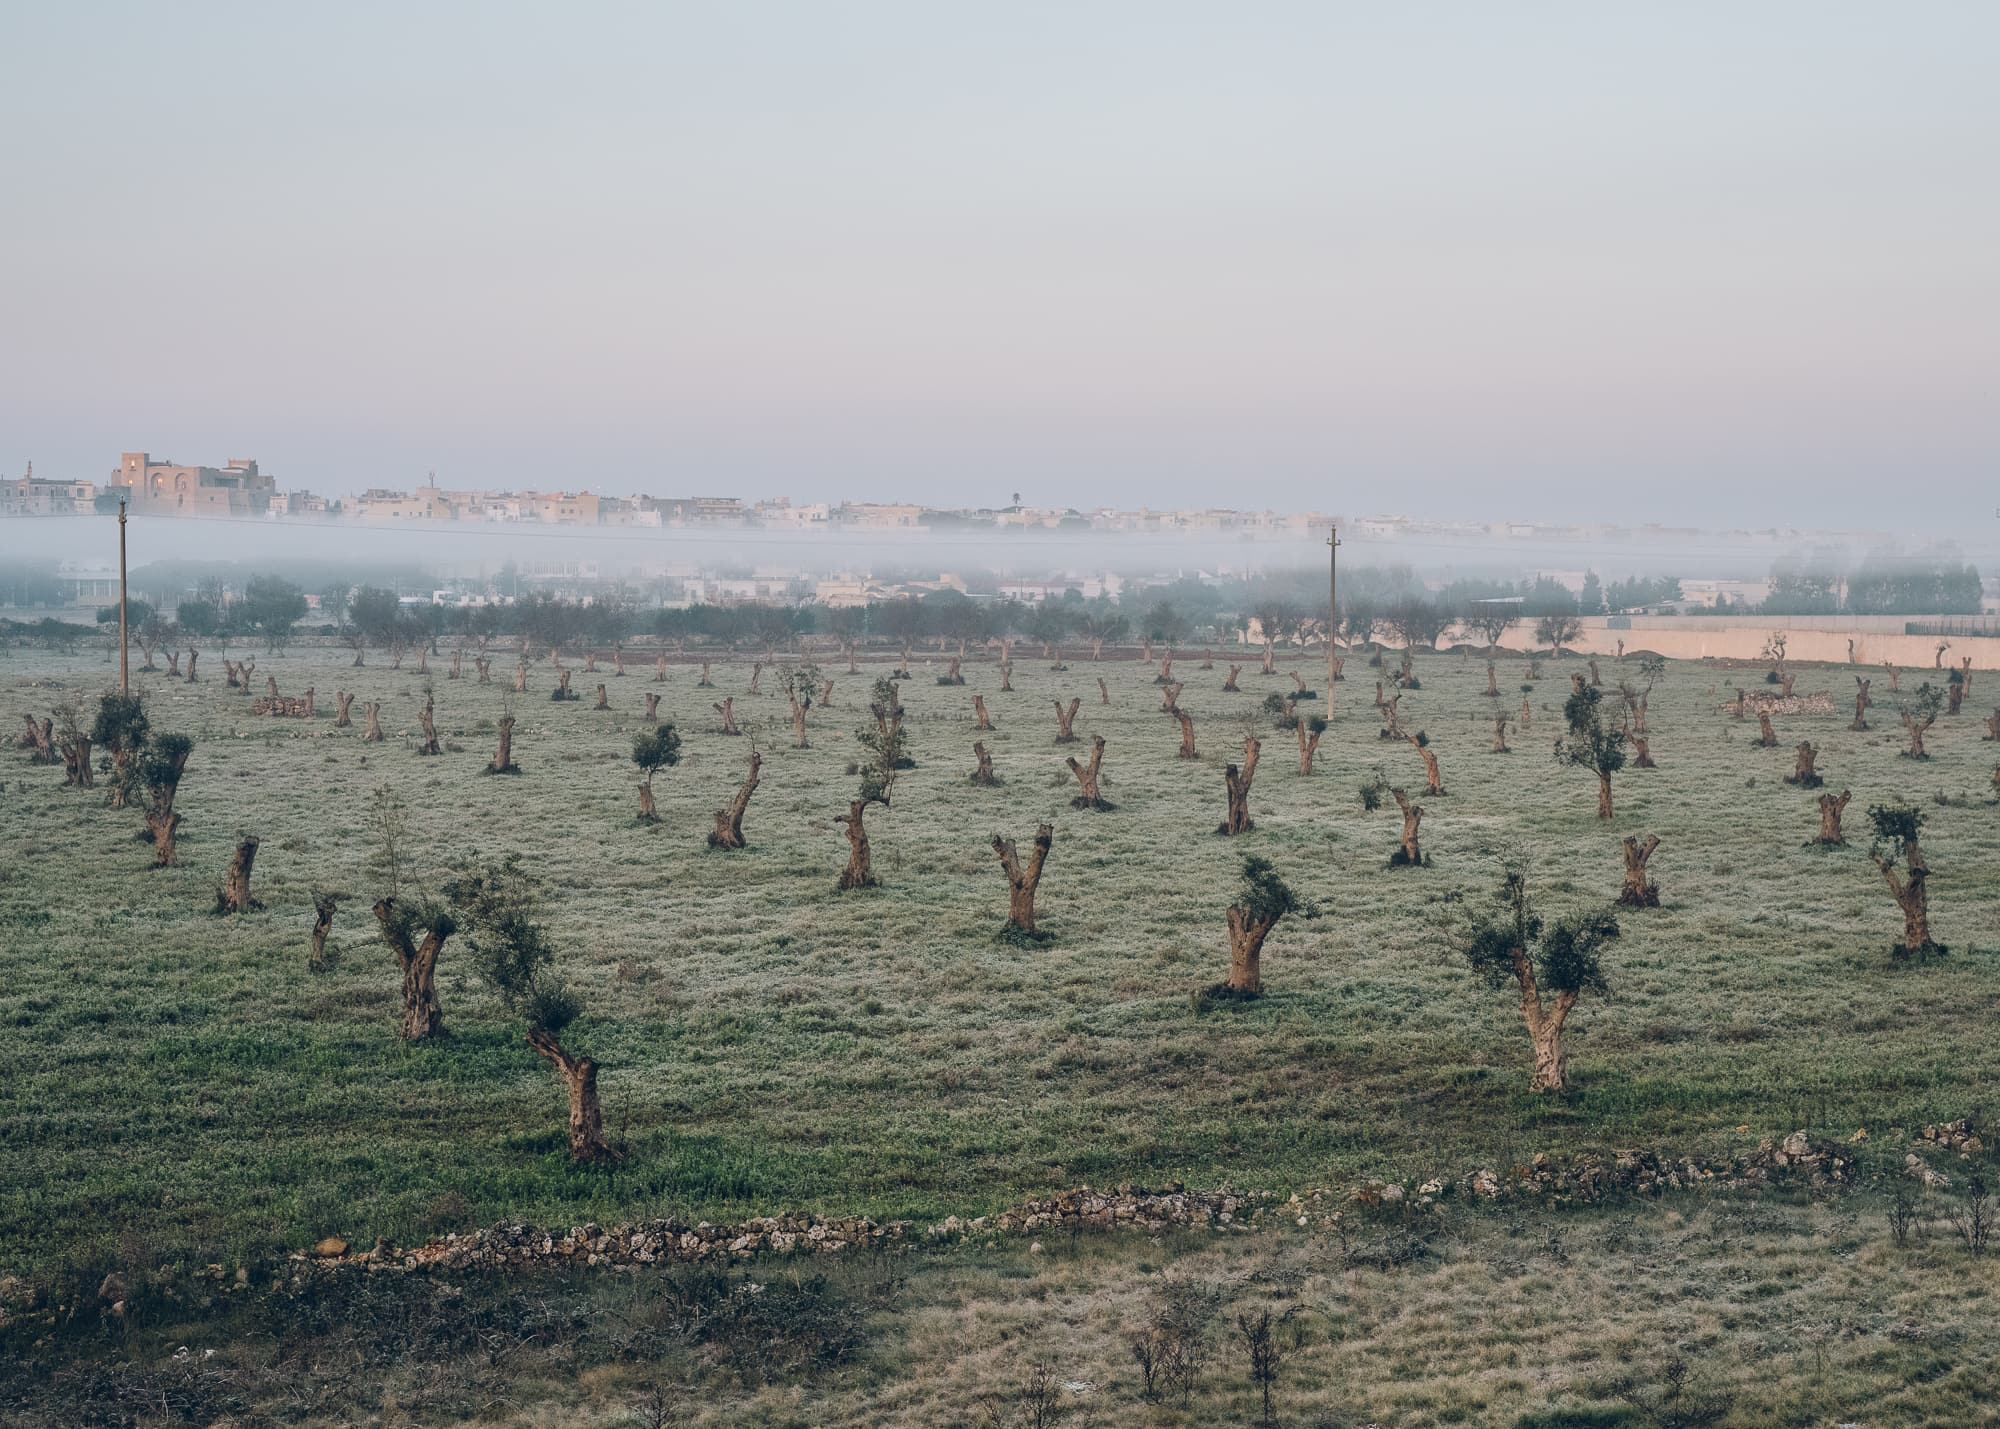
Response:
[3,641,1998,1292]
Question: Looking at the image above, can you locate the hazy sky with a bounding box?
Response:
[4,3,1996,527]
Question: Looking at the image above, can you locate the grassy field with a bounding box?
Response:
[4,638,1999,1423]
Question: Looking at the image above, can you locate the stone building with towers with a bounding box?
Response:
[109,451,275,517]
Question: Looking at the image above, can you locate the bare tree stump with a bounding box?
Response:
[1630,735,1655,768]
[416,700,441,756]
[1219,737,1261,835]
[1389,789,1423,865]
[486,716,519,774]
[309,891,342,970]
[655,654,668,682]
[1296,719,1321,773]
[1223,665,1242,692]
[999,661,1013,691]
[993,823,1054,934]
[1226,903,1283,997]
[643,692,660,724]
[185,649,199,682]
[970,741,998,785]
[334,692,353,728]
[1492,717,1511,753]
[1066,735,1110,810]
[1178,710,1198,761]
[697,661,713,688]
[708,751,760,848]
[1406,734,1444,795]
[1853,677,1872,731]
[1813,789,1850,846]
[1053,697,1080,743]
[713,697,741,735]
[834,800,879,889]
[973,694,993,730]
[527,1028,621,1161]
[1097,677,1109,706]
[217,836,261,913]
[363,703,385,743]
[1785,741,1822,787]
[1617,833,1660,907]
[514,661,528,693]
[1755,711,1778,747]
[1485,661,1499,697]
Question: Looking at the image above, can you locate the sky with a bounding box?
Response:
[3,2,1997,529]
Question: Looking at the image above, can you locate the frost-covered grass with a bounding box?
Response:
[2,641,1998,1286]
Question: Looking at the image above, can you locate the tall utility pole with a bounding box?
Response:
[118,499,130,694]
[1326,524,1341,696]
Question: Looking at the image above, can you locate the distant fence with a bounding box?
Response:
[1903,617,2000,638]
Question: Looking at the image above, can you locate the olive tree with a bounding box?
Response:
[1455,867,1618,1092]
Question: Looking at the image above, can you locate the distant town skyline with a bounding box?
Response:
[4,5,1997,530]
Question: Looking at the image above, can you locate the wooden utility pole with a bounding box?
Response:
[118,499,130,694]
[1326,524,1341,695]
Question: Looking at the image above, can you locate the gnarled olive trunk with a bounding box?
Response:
[1226,906,1280,996]
[1519,696,1531,729]
[708,751,761,848]
[334,692,355,727]
[1066,735,1108,810]
[1407,735,1444,795]
[1755,712,1777,747]
[372,898,449,1040]
[309,892,340,970]
[788,691,809,748]
[1223,665,1242,692]
[970,740,998,785]
[998,661,1013,691]
[449,649,463,680]
[219,836,260,913]
[1097,677,1109,707]
[362,702,384,742]
[24,715,55,764]
[654,654,668,682]
[527,1028,621,1162]
[487,716,518,773]
[973,694,993,730]
[714,697,741,735]
[593,683,609,710]
[1595,770,1614,820]
[513,662,528,693]
[1902,710,1932,758]
[1814,789,1850,845]
[1617,833,1660,907]
[1485,661,1499,697]
[642,692,659,724]
[417,702,441,755]
[1873,853,1934,958]
[1053,697,1080,743]
[1218,738,1261,835]
[1853,678,1872,731]
[835,799,878,889]
[1786,741,1820,786]
[993,822,1054,933]
[1492,717,1511,753]
[61,733,93,788]
[1630,735,1654,768]
[185,649,199,682]
[1179,710,1198,761]
[1296,720,1321,773]
[1391,789,1423,864]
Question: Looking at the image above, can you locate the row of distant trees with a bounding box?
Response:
[4,554,1983,656]
[1763,560,1983,616]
